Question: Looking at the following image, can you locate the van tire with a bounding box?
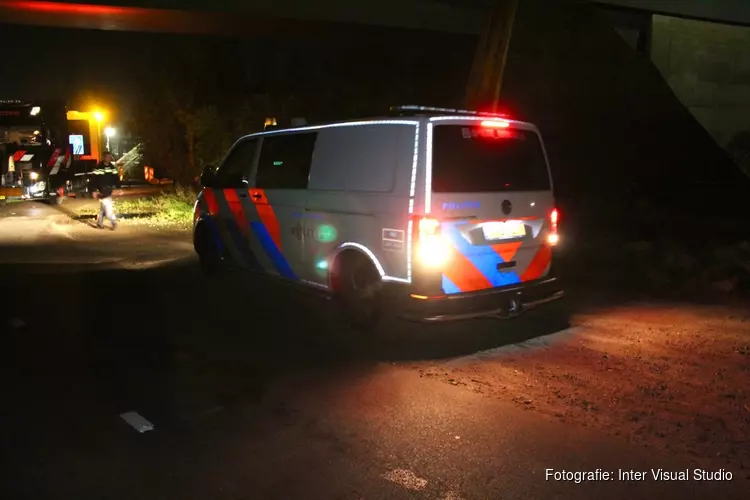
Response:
[195,224,223,275]
[199,253,222,275]
[334,252,383,331]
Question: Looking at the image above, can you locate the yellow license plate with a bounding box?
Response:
[482,221,526,240]
[0,187,22,197]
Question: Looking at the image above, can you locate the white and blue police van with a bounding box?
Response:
[193,106,563,328]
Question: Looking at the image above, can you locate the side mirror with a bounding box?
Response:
[199,166,216,187]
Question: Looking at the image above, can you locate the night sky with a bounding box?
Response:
[0,23,183,107]
[0,12,471,121]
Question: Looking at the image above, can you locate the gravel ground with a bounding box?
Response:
[412,297,750,470]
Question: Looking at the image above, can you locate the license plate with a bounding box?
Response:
[482,221,526,240]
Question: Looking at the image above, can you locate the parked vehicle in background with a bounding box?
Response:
[0,100,110,205]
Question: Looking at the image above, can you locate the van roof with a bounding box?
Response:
[252,108,538,138]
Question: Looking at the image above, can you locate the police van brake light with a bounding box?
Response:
[418,217,440,234]
[481,120,510,128]
[547,208,560,246]
[415,216,451,268]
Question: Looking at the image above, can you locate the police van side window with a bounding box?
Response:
[256,133,317,189]
[216,139,258,185]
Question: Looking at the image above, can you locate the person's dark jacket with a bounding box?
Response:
[92,161,121,198]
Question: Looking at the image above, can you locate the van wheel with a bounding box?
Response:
[199,252,222,274]
[335,253,383,331]
[195,225,223,275]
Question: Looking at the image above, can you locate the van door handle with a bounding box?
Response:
[251,193,262,200]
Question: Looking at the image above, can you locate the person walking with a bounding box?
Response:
[92,151,121,230]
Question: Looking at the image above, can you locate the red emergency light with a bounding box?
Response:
[480,120,510,128]
[4,1,127,15]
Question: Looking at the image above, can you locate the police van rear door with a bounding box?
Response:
[427,118,557,295]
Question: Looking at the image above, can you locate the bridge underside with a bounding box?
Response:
[0,1,431,37]
[0,1,747,37]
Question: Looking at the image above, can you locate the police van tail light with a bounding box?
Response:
[547,208,560,246]
[414,216,451,268]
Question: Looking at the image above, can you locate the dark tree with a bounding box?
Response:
[131,39,275,185]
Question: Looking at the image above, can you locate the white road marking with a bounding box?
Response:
[117,256,193,270]
[382,468,428,491]
[446,327,585,366]
[120,411,154,433]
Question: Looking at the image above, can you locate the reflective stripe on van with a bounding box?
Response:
[197,187,298,280]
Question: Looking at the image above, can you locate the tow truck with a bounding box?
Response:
[0,100,103,205]
[1,99,66,204]
[62,109,105,199]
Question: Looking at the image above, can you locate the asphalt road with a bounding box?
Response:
[0,200,746,500]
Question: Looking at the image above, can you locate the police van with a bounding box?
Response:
[194,106,563,328]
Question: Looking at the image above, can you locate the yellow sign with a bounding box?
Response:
[482,221,526,240]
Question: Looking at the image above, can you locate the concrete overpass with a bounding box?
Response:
[589,0,750,26]
[0,0,749,36]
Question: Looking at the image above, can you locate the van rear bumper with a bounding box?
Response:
[394,276,564,323]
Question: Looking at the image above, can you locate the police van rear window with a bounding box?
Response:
[431,125,551,193]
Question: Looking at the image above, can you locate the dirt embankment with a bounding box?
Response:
[416,302,750,469]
